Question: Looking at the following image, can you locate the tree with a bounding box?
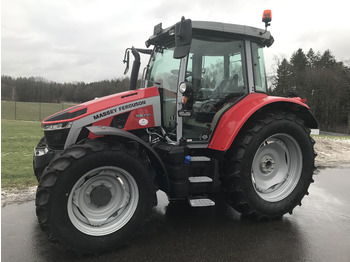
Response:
[306,48,320,68]
[290,48,308,95]
[272,58,292,96]
[1,76,132,103]
[268,48,350,133]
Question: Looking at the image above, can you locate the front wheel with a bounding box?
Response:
[36,139,156,254]
[222,111,316,219]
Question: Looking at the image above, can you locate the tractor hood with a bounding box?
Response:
[42,86,160,125]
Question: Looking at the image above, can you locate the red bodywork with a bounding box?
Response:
[208,93,310,151]
[43,86,312,153]
[43,86,160,126]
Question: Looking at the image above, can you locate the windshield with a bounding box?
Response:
[145,47,180,135]
[145,47,180,93]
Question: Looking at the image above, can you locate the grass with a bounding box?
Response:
[1,101,75,121]
[1,119,43,189]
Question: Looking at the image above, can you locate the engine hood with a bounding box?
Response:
[43,86,160,124]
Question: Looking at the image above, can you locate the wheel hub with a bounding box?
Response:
[260,155,275,174]
[251,134,303,202]
[90,185,112,208]
[68,167,139,236]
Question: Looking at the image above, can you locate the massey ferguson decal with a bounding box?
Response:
[93,100,147,120]
[93,108,118,120]
[119,100,146,111]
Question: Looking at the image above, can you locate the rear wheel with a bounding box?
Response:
[36,139,156,254]
[222,111,316,219]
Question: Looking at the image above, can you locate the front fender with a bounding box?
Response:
[87,126,169,192]
[208,93,317,151]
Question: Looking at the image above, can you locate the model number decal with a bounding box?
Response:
[93,100,147,120]
[136,113,151,118]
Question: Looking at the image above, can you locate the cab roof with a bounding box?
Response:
[146,20,274,48]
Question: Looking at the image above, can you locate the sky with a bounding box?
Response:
[1,0,350,83]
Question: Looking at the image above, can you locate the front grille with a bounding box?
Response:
[44,129,70,150]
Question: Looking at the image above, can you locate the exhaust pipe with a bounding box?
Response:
[130,47,140,90]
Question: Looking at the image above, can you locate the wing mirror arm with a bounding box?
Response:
[123,48,130,75]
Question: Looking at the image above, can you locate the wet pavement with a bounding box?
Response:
[2,165,350,262]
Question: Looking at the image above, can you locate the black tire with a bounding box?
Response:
[222,111,316,219]
[36,139,157,255]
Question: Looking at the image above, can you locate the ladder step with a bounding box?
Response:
[188,176,213,183]
[191,156,211,162]
[189,198,215,207]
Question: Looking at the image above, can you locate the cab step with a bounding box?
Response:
[189,197,215,207]
[188,176,213,183]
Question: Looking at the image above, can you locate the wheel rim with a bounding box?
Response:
[67,166,139,236]
[251,133,302,202]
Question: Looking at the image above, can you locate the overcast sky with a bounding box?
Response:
[1,0,350,83]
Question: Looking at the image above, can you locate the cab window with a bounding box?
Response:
[251,42,267,93]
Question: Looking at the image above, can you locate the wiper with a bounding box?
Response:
[136,48,153,55]
[146,80,162,88]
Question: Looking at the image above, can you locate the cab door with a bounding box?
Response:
[181,36,248,143]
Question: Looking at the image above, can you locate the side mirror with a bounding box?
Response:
[178,82,193,117]
[174,17,192,59]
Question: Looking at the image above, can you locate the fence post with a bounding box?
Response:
[39,102,41,121]
[15,101,17,120]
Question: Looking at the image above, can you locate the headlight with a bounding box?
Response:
[179,82,187,93]
[42,121,72,131]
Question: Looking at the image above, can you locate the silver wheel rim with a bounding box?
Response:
[251,133,302,202]
[67,166,139,236]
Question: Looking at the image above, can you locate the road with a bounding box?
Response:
[2,165,350,262]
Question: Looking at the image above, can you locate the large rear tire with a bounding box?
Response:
[222,111,316,219]
[36,139,156,254]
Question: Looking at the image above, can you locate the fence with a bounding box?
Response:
[1,101,76,122]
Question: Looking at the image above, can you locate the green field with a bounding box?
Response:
[1,119,43,189]
[1,101,75,189]
[1,101,75,121]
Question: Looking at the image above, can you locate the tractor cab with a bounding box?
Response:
[141,16,274,145]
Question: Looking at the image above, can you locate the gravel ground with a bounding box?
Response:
[2,136,349,207]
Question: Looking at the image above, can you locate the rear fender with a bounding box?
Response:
[208,93,318,151]
[87,126,169,192]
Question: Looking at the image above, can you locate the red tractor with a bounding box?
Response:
[34,10,317,254]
